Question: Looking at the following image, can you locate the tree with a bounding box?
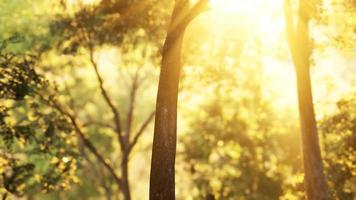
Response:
[284,0,330,199]
[41,1,171,199]
[149,0,208,199]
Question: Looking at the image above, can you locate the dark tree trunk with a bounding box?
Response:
[149,1,190,200]
[284,0,330,199]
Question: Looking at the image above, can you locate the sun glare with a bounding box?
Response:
[210,0,282,15]
[210,0,256,14]
[202,0,297,108]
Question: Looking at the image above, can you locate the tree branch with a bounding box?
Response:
[168,0,209,36]
[38,94,122,187]
[82,120,116,130]
[128,110,155,154]
[69,115,123,188]
[125,69,140,144]
[88,47,124,148]
[185,0,210,27]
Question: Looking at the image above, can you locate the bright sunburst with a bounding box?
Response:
[210,0,282,15]
[204,0,296,108]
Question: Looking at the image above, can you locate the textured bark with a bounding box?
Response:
[284,0,330,199]
[149,1,189,199]
[149,0,207,199]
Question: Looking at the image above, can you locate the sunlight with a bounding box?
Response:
[189,0,353,112]
[202,0,298,108]
[210,0,282,16]
[210,0,257,14]
[94,47,121,87]
[208,0,284,36]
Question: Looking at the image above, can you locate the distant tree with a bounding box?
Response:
[43,1,172,199]
[32,1,181,199]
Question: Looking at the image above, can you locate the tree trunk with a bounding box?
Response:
[149,1,189,200]
[121,152,131,200]
[284,0,330,199]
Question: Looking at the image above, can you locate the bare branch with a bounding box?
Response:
[37,93,122,187]
[82,120,116,130]
[88,47,124,148]
[125,69,140,140]
[128,110,155,154]
[69,116,123,187]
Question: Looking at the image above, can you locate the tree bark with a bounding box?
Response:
[149,1,190,199]
[149,0,207,199]
[284,0,330,199]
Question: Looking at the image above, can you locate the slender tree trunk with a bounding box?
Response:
[284,0,330,199]
[121,151,131,200]
[149,1,207,199]
[119,72,138,200]
[149,1,189,199]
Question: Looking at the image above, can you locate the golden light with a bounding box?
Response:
[210,0,282,16]
[208,0,285,35]
[210,0,257,14]
[204,0,353,113]
[196,0,298,108]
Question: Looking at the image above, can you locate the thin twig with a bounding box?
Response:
[88,46,124,149]
[37,93,122,187]
[128,110,155,153]
[125,68,140,143]
[82,120,116,130]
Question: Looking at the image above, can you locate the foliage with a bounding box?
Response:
[0,0,62,53]
[0,40,78,198]
[180,87,285,199]
[50,0,171,55]
[320,93,356,200]
[178,46,289,199]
